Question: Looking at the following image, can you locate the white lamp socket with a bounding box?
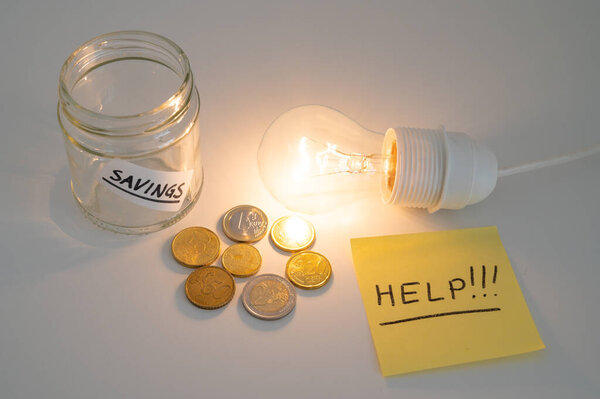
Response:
[381,127,498,212]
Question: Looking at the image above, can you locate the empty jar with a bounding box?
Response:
[58,31,202,234]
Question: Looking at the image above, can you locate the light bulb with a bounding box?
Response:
[257,105,497,214]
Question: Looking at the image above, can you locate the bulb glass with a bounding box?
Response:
[258,105,389,213]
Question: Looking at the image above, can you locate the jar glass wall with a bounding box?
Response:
[58,31,202,234]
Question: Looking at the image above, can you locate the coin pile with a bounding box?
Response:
[171,205,332,321]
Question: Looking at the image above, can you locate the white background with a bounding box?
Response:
[1,1,599,398]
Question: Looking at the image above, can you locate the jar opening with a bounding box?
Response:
[70,59,183,117]
[59,31,193,136]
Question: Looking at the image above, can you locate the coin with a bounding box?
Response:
[185,266,235,309]
[242,274,296,320]
[270,216,315,252]
[171,227,220,267]
[222,243,262,277]
[222,205,269,243]
[286,251,332,289]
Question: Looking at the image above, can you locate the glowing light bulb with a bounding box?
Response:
[258,105,497,214]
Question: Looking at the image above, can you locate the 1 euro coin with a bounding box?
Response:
[222,205,269,243]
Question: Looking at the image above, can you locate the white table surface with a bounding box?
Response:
[1,1,599,398]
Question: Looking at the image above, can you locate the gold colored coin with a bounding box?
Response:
[270,216,315,252]
[171,227,220,267]
[286,251,332,290]
[185,266,235,309]
[221,244,262,277]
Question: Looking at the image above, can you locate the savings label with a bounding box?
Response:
[98,159,194,212]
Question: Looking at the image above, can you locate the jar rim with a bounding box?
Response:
[58,31,193,136]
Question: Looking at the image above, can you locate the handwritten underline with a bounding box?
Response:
[102,178,181,204]
[379,307,501,326]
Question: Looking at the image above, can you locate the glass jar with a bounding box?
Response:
[58,31,202,234]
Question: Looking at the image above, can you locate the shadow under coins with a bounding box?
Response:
[215,214,231,245]
[161,235,192,276]
[293,271,334,298]
[49,165,141,248]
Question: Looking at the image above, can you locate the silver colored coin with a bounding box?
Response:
[242,274,296,320]
[222,205,269,243]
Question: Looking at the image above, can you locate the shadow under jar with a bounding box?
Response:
[58,31,203,234]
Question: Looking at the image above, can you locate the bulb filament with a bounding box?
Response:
[296,137,387,177]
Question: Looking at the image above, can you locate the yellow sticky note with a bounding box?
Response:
[350,226,544,376]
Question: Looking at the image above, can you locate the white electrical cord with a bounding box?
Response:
[497,144,600,178]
